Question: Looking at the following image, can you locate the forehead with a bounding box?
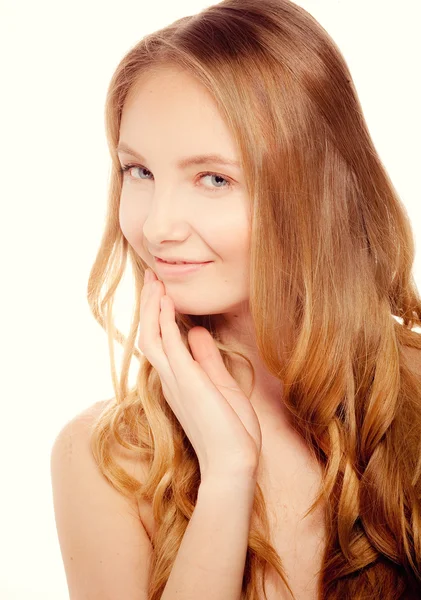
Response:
[119,67,239,163]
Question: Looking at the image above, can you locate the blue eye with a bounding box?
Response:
[119,163,233,193]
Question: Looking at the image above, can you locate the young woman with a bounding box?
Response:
[50,0,421,598]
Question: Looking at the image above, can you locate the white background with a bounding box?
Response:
[1,0,420,597]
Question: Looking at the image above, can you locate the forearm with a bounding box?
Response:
[160,475,257,600]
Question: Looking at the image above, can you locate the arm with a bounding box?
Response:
[161,474,257,600]
[50,401,152,600]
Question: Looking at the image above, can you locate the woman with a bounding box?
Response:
[50,0,421,598]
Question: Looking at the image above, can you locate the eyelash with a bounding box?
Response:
[119,163,233,193]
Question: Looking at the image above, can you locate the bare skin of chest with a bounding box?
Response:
[138,437,327,600]
[255,468,326,599]
[252,436,327,600]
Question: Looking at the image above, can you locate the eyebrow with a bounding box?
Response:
[116,142,241,170]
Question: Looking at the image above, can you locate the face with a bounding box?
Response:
[117,66,251,319]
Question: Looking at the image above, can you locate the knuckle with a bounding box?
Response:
[137,336,154,357]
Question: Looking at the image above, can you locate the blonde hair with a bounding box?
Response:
[87,0,421,597]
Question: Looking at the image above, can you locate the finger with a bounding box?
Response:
[137,278,151,344]
[187,326,258,430]
[188,327,241,390]
[138,281,170,371]
[159,294,204,380]
[138,279,156,346]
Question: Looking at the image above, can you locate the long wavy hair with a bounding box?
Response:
[87,0,421,598]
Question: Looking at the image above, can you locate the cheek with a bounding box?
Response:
[119,195,147,252]
[205,206,250,263]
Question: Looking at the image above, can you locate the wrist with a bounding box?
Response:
[200,471,258,493]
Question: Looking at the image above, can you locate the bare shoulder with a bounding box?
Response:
[52,398,149,481]
[50,398,110,447]
[50,399,152,600]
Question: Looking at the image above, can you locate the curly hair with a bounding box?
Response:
[87,0,421,598]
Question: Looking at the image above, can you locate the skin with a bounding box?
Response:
[117,65,294,439]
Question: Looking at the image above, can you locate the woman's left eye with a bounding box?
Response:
[119,163,233,193]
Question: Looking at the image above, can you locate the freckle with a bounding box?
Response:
[70,556,73,561]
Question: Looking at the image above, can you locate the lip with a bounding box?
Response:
[153,257,213,278]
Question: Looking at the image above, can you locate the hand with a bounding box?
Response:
[137,268,262,481]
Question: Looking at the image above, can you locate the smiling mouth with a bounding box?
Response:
[156,257,211,265]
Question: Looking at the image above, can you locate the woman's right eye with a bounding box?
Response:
[120,163,151,179]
